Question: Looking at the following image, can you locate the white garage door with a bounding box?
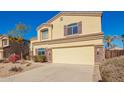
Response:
[52,46,95,65]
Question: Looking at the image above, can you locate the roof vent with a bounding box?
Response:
[60,17,63,21]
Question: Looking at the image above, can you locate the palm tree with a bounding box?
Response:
[121,34,124,50]
[104,36,115,49]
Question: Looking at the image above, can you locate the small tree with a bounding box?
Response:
[7,23,30,59]
[8,23,29,38]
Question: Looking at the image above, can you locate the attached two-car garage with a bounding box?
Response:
[52,46,95,65]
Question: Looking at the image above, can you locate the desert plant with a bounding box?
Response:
[8,54,20,63]
[100,56,124,82]
[26,63,32,66]
[0,60,4,63]
[33,55,47,62]
[9,66,23,72]
[23,55,30,60]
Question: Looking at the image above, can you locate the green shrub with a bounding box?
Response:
[23,54,30,60]
[33,55,47,62]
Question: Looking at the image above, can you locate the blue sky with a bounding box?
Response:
[0,11,124,47]
[102,11,124,48]
[0,11,59,39]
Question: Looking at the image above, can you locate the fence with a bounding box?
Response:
[105,50,124,59]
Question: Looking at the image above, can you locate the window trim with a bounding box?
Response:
[67,23,78,35]
[2,39,8,46]
[65,23,79,36]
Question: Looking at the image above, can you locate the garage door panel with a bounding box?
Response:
[52,46,94,65]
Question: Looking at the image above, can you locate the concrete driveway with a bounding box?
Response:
[0,63,94,82]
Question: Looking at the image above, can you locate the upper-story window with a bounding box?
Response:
[64,21,82,36]
[2,39,8,46]
[42,29,48,40]
[67,23,78,35]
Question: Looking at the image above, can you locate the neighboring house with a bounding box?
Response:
[30,12,104,65]
[0,35,30,60]
[0,36,9,59]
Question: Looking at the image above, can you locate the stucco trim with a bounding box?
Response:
[37,24,52,31]
[95,45,104,48]
[32,32,104,46]
[52,44,95,49]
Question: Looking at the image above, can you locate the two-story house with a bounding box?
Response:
[30,12,104,65]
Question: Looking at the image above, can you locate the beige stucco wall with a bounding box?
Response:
[0,39,2,47]
[30,39,39,51]
[0,49,3,59]
[37,15,101,41]
[52,46,94,65]
[51,16,101,40]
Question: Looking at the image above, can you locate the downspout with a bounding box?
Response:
[51,24,53,40]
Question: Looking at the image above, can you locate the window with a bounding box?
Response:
[64,22,82,36]
[42,29,48,40]
[37,48,45,55]
[2,39,8,46]
[67,23,78,35]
